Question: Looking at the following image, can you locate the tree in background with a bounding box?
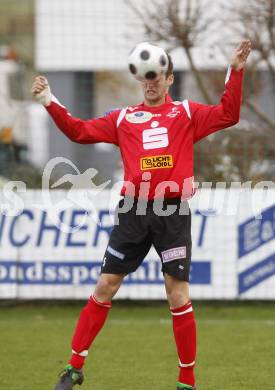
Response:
[128,0,275,182]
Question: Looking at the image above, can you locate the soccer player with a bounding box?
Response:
[32,39,251,390]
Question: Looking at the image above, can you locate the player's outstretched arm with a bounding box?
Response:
[31,76,118,145]
[190,39,252,143]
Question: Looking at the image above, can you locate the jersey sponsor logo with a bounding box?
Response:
[167,107,181,118]
[161,246,186,263]
[126,111,153,123]
[140,154,173,170]
[142,127,168,149]
[151,121,159,128]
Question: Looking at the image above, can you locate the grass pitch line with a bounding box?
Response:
[108,318,275,326]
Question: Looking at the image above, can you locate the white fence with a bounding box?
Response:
[0,189,275,300]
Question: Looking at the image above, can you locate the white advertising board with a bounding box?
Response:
[0,189,275,300]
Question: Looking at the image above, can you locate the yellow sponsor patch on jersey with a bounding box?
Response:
[140,155,174,170]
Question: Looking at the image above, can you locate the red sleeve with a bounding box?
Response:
[189,68,243,143]
[45,96,119,145]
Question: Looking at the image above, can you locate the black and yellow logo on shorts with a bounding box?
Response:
[140,155,174,170]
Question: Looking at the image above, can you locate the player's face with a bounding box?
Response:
[141,73,174,106]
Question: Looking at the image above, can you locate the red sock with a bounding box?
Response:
[69,295,111,369]
[171,301,196,387]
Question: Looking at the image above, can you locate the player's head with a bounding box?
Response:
[141,52,174,105]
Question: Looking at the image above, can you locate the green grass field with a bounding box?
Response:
[1,301,275,390]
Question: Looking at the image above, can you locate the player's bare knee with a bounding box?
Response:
[95,278,117,295]
[164,275,189,308]
[93,282,115,301]
[167,289,189,309]
[94,274,124,301]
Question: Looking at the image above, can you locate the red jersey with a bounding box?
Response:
[46,67,243,200]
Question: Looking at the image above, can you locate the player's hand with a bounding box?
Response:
[31,76,52,106]
[230,40,252,71]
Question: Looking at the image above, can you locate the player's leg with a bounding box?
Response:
[55,197,152,389]
[55,273,124,390]
[152,199,196,390]
[164,274,196,390]
[69,273,125,370]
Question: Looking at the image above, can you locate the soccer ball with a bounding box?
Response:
[128,42,169,81]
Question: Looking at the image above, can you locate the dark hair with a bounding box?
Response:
[165,53,173,77]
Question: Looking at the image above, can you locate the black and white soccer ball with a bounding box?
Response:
[128,42,169,81]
